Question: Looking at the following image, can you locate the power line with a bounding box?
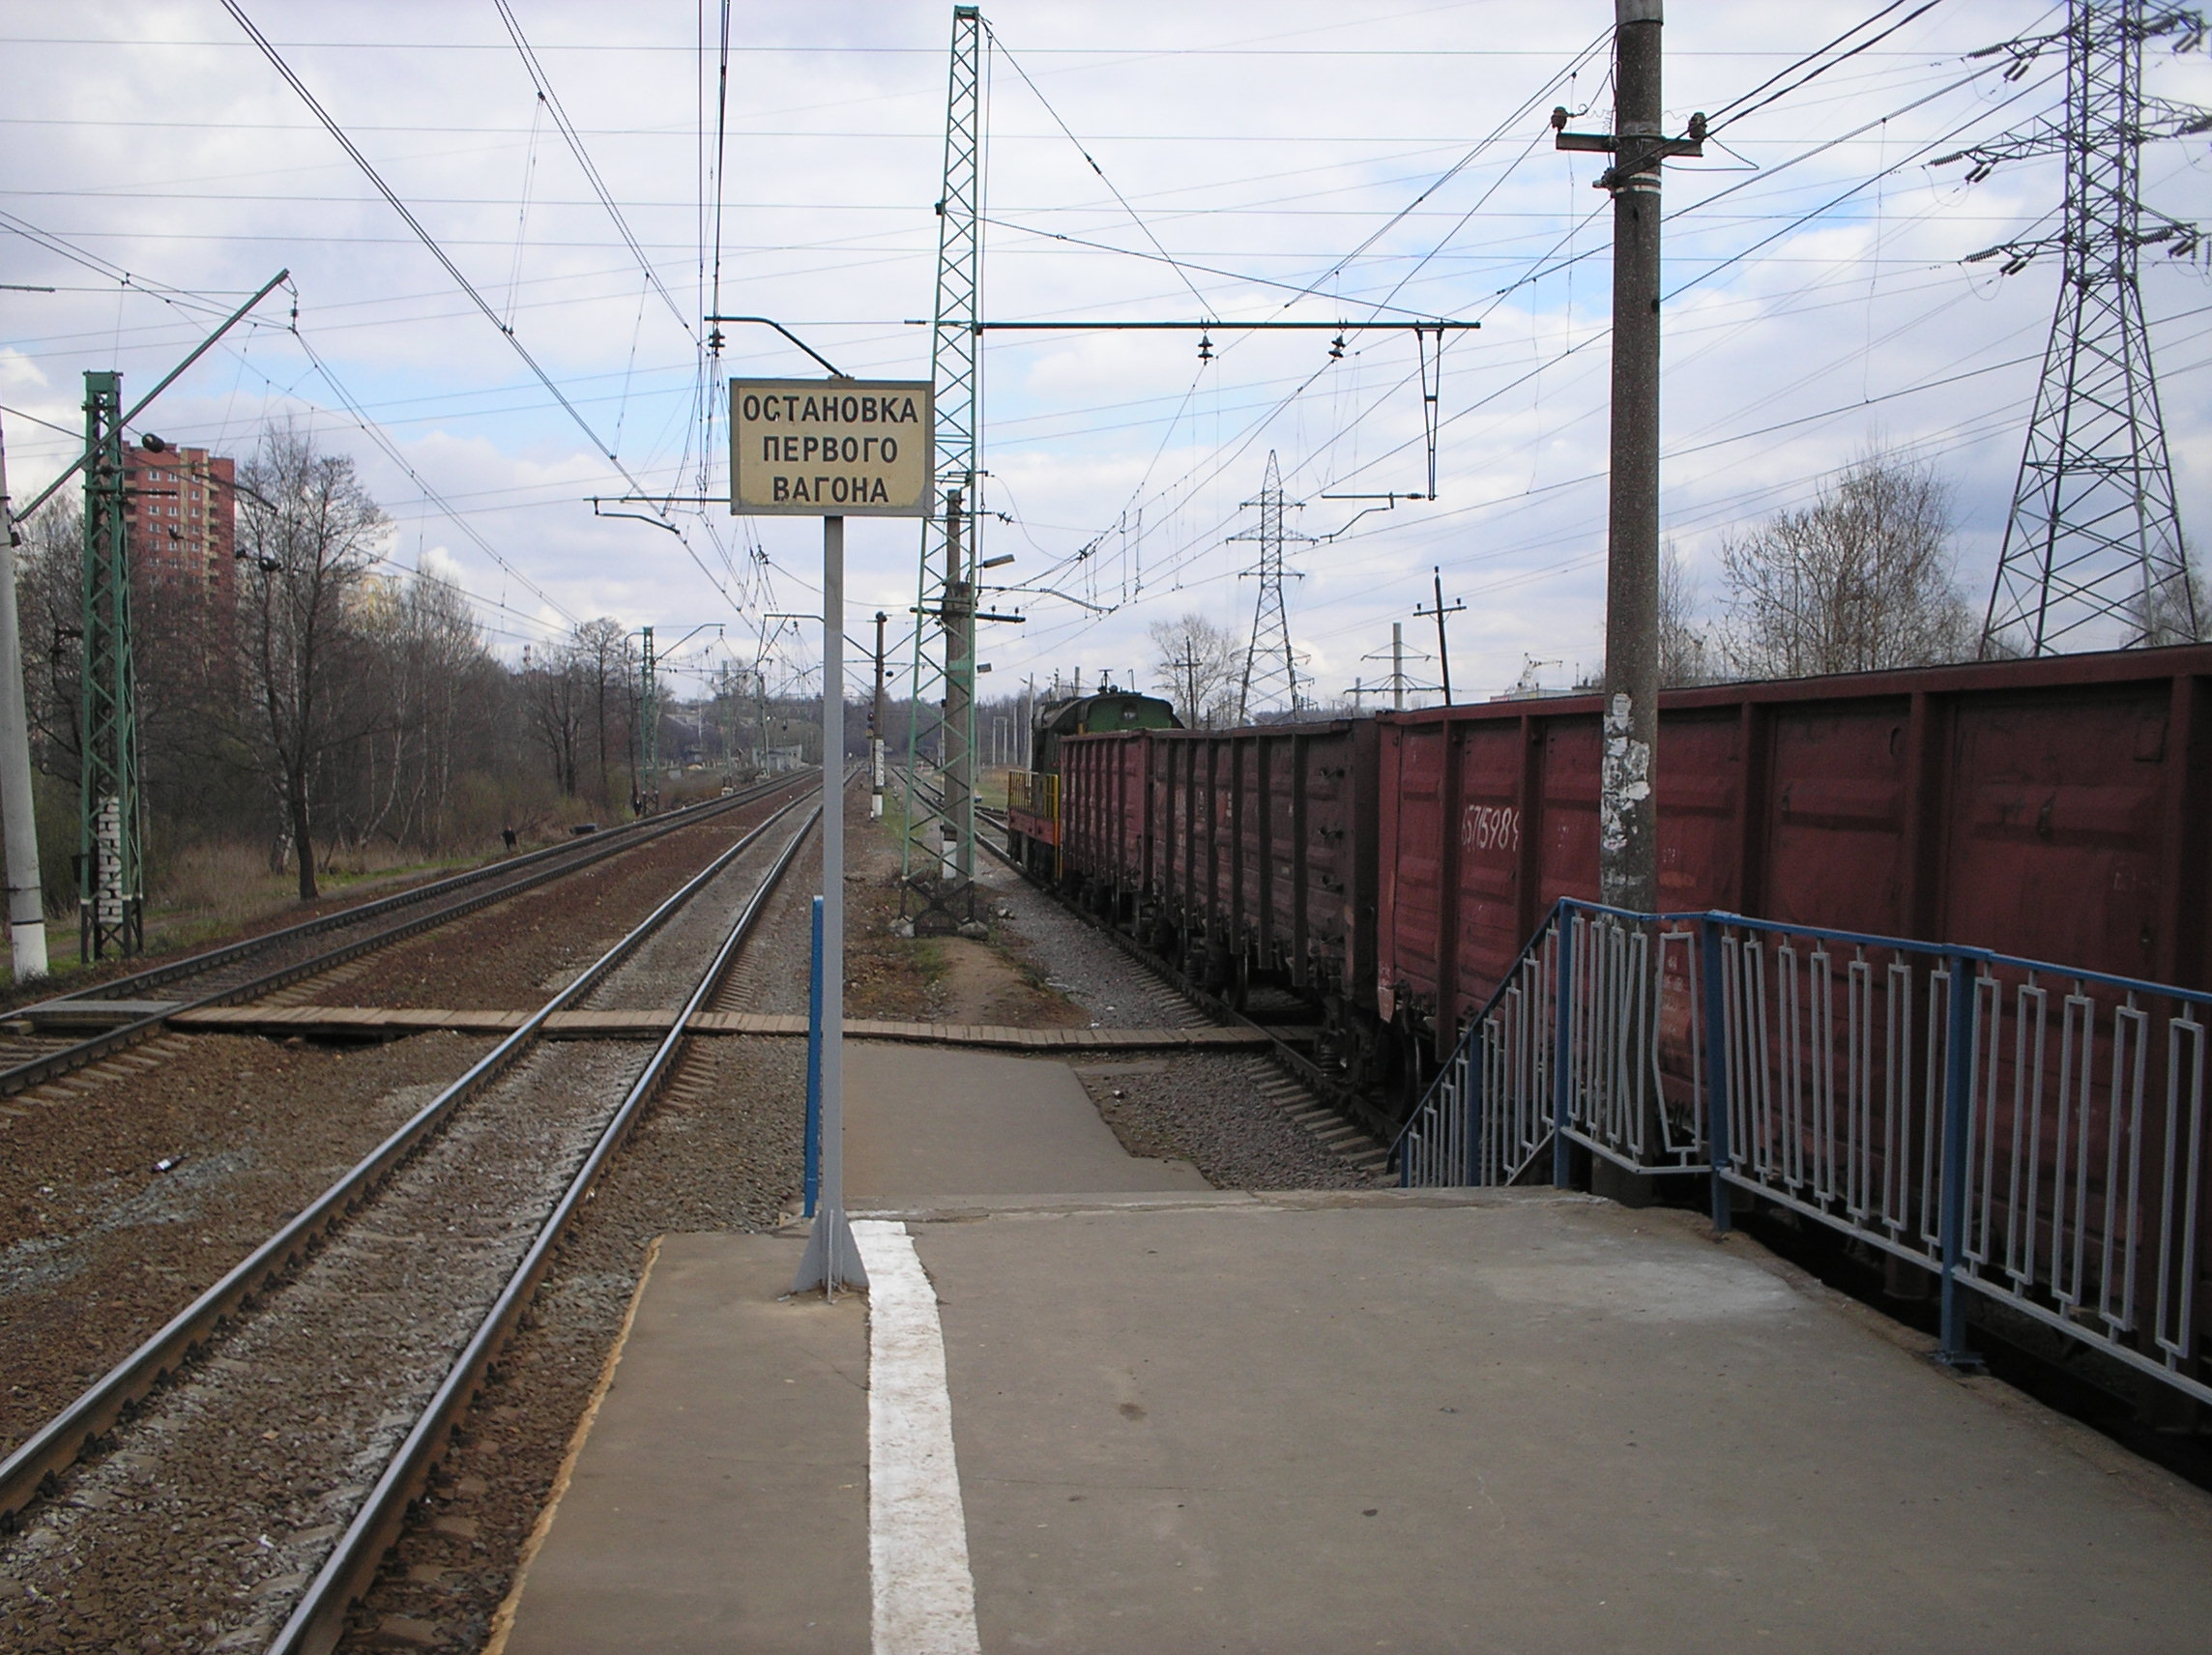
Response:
[491,0,698,344]
[984,20,1215,315]
[282,321,583,630]
[993,22,2049,633]
[219,3,665,502]
[223,1,761,624]
[1705,0,1952,133]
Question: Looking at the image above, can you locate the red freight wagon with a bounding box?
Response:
[1061,719,1381,1018]
[1057,731,1150,889]
[1377,645,2212,1057]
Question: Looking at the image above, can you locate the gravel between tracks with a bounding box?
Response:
[0,1036,657,1654]
[0,1030,496,1460]
[1077,1053,1379,1190]
[0,792,813,1650]
[0,793,805,1469]
[319,785,809,1011]
[579,802,816,1012]
[971,859,1202,1031]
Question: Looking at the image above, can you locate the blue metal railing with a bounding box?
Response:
[1393,898,1705,1188]
[1396,899,2212,1400]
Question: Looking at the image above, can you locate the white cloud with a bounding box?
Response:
[1,1,2200,698]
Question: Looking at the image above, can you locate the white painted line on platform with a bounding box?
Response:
[854,1218,981,1655]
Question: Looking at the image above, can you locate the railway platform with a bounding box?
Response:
[490,1047,2212,1655]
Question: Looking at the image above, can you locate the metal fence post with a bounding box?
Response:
[1702,917,1732,1233]
[803,893,824,1218]
[1465,1026,1484,1187]
[1553,909,1575,1188]
[1937,949,1981,1370]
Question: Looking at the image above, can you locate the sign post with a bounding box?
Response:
[732,377,933,1296]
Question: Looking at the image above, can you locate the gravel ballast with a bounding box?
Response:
[0,1030,496,1459]
[1078,1054,1380,1190]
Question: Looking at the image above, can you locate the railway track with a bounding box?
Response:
[0,772,814,1093]
[906,767,1393,1141]
[0,790,823,1654]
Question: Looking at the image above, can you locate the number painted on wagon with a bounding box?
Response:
[1462,803,1521,854]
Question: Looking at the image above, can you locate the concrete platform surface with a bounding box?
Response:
[843,1041,1211,1203]
[492,1233,869,1655]
[495,1191,2212,1654]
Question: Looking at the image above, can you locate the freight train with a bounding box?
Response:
[1004,646,2212,1121]
[1004,689,1181,876]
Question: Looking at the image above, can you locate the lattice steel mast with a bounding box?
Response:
[79,371,142,960]
[1232,451,1311,721]
[1955,0,2208,654]
[900,4,983,926]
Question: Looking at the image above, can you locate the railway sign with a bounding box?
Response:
[728,378,934,517]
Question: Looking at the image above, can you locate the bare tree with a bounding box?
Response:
[234,423,390,899]
[2133,551,2205,648]
[15,500,83,781]
[1718,448,1973,680]
[1658,539,1711,687]
[342,570,493,849]
[568,617,635,806]
[1148,612,1242,727]
[525,645,586,798]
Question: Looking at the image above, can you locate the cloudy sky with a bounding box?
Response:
[4,0,2209,707]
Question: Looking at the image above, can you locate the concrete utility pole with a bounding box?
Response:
[753,666,771,773]
[0,419,47,980]
[637,625,657,813]
[1414,567,1465,708]
[1392,623,1407,711]
[942,486,975,886]
[870,610,887,820]
[1556,0,1703,913]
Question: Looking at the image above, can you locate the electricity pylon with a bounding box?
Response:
[1232,451,1312,721]
[900,3,983,928]
[79,371,142,960]
[1947,0,2208,654]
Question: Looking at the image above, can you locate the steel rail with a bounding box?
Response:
[271,795,825,1655]
[0,790,816,1528]
[49,785,770,1006]
[0,773,816,1097]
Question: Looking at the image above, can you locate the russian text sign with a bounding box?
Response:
[729,378,934,516]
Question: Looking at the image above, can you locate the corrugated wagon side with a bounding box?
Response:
[1056,731,1150,908]
[1377,645,2212,1057]
[1057,721,1382,1074]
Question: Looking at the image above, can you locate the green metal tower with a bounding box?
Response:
[78,370,142,960]
[899,3,983,930]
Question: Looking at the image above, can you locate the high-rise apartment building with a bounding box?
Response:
[122,445,236,604]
